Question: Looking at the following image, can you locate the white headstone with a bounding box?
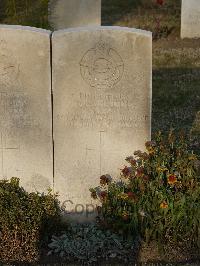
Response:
[52,26,152,220]
[0,25,53,192]
[49,0,101,30]
[181,0,200,38]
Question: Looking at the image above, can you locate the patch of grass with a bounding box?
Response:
[152,68,200,133]
[0,0,50,29]
[152,44,200,135]
[35,263,200,266]
[102,0,181,40]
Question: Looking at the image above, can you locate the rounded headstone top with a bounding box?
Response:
[53,26,152,38]
[0,24,51,35]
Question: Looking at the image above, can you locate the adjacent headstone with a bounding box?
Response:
[0,25,53,192]
[49,0,101,30]
[52,26,152,220]
[181,0,200,38]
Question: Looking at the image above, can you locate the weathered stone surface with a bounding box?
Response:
[0,25,53,192]
[49,0,101,30]
[52,26,152,220]
[181,0,200,38]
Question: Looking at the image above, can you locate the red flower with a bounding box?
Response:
[127,191,135,199]
[143,175,150,181]
[130,159,137,165]
[141,152,149,160]
[100,175,110,186]
[127,192,138,202]
[126,156,137,165]
[134,150,142,156]
[136,167,144,178]
[121,166,131,177]
[156,0,164,5]
[99,191,107,201]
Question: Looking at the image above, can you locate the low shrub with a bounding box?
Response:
[90,130,200,252]
[48,223,139,265]
[0,177,62,263]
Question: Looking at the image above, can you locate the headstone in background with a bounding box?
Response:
[0,25,53,192]
[52,26,152,220]
[181,0,200,38]
[48,0,101,30]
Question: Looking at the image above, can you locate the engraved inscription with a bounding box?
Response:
[80,41,124,89]
[0,92,35,129]
[0,40,35,129]
[62,92,148,129]
[0,40,20,89]
[64,112,148,129]
[187,12,200,25]
[78,92,131,108]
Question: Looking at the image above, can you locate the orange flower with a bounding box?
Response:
[160,201,168,209]
[188,155,197,161]
[167,174,177,185]
[148,147,155,155]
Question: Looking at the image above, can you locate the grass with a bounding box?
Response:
[8,262,184,266]
[0,0,49,28]
[152,44,200,138]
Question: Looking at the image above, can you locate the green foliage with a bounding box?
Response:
[91,131,200,252]
[0,0,50,28]
[0,177,62,263]
[48,223,139,265]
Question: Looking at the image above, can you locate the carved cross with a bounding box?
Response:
[85,130,106,176]
[0,133,20,176]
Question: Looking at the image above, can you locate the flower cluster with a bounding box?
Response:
[90,131,200,248]
[156,0,164,6]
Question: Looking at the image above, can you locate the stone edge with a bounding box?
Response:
[52,26,152,38]
[0,24,51,35]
